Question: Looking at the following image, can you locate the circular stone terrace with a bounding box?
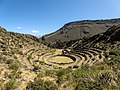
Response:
[42,49,79,68]
[39,48,105,68]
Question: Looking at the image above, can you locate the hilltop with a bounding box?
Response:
[41,18,120,42]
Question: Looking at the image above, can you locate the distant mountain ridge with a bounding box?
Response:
[42,18,120,42]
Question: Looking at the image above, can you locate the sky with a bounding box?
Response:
[0,0,120,36]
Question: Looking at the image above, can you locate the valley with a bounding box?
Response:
[0,21,120,90]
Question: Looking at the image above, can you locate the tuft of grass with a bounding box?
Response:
[9,61,19,70]
[5,78,16,90]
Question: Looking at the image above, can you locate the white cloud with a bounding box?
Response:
[32,30,39,33]
[17,27,22,29]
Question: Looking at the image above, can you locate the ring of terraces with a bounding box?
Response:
[20,47,105,69]
[36,48,105,69]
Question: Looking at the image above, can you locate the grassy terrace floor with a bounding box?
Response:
[49,56,74,64]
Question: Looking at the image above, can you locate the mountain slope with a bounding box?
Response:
[42,18,120,42]
[0,25,120,90]
[0,27,51,90]
[72,25,120,50]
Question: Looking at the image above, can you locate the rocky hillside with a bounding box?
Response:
[0,25,120,90]
[42,18,120,42]
[72,25,120,50]
[0,27,51,90]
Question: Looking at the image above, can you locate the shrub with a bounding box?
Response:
[27,54,32,64]
[6,59,14,64]
[5,78,16,90]
[56,68,72,77]
[75,80,103,90]
[26,78,58,90]
[98,71,113,87]
[32,65,39,71]
[9,61,19,70]
[8,70,21,79]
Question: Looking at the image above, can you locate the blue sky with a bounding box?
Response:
[0,0,120,36]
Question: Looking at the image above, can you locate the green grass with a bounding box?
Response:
[49,56,74,63]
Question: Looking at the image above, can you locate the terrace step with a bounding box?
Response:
[87,50,99,55]
[81,51,94,58]
[75,54,85,67]
[89,48,102,53]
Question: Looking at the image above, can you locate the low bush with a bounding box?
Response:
[5,78,16,90]
[26,78,58,90]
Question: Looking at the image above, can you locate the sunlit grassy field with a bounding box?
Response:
[50,56,74,63]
